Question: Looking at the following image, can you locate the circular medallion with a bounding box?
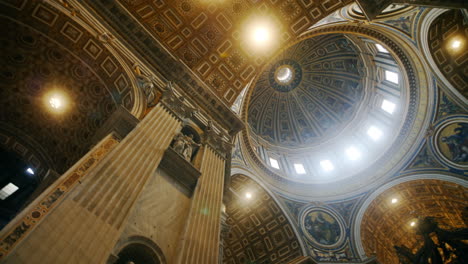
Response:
[269,59,302,92]
[432,116,468,169]
[300,208,345,248]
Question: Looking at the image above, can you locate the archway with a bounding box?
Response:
[355,175,467,263]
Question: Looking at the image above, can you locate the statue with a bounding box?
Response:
[173,132,186,155]
[182,134,200,161]
[136,74,157,107]
[172,133,200,162]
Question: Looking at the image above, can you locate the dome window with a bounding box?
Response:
[294,163,306,174]
[367,126,383,141]
[275,65,293,84]
[0,183,19,200]
[376,43,389,53]
[269,157,280,169]
[345,146,362,161]
[385,70,399,84]
[381,99,396,114]
[320,160,334,172]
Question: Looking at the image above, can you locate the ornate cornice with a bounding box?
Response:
[202,121,233,160]
[79,0,244,136]
[159,81,198,122]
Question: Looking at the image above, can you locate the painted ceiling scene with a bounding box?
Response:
[0,0,467,264]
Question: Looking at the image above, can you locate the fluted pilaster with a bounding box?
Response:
[177,145,226,264]
[1,104,181,264]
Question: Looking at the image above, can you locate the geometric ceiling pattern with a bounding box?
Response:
[0,1,134,173]
[428,9,468,99]
[118,0,353,105]
[247,34,364,148]
[361,179,468,264]
[224,174,303,264]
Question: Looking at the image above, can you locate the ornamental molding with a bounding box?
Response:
[160,81,198,122]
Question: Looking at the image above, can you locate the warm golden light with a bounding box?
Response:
[451,40,461,49]
[410,221,416,227]
[243,15,279,53]
[252,25,271,45]
[391,198,398,204]
[49,97,62,109]
[245,192,252,199]
[448,38,464,52]
[44,90,69,113]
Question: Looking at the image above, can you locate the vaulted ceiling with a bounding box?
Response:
[0,1,135,173]
[224,174,303,264]
[361,179,468,264]
[428,9,467,99]
[117,0,353,105]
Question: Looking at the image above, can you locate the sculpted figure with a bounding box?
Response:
[182,134,200,161]
[173,132,186,155]
[137,74,157,106]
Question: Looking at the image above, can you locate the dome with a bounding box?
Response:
[242,31,419,199]
[247,34,366,149]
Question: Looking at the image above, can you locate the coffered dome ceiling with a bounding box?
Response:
[0,2,136,173]
[240,27,432,200]
[116,0,354,105]
[248,34,365,149]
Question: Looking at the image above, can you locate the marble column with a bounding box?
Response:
[1,104,181,264]
[177,144,227,264]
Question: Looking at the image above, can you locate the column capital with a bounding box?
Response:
[160,81,198,122]
[202,123,232,160]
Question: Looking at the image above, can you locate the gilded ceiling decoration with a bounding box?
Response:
[117,0,353,105]
[247,34,364,148]
[428,9,468,99]
[0,1,135,173]
[361,179,468,264]
[224,174,303,264]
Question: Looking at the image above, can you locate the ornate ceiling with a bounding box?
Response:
[0,1,135,173]
[360,179,468,264]
[247,34,364,148]
[224,174,303,264]
[428,9,467,99]
[117,0,353,105]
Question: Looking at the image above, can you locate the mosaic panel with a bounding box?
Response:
[301,208,344,248]
[432,116,468,170]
